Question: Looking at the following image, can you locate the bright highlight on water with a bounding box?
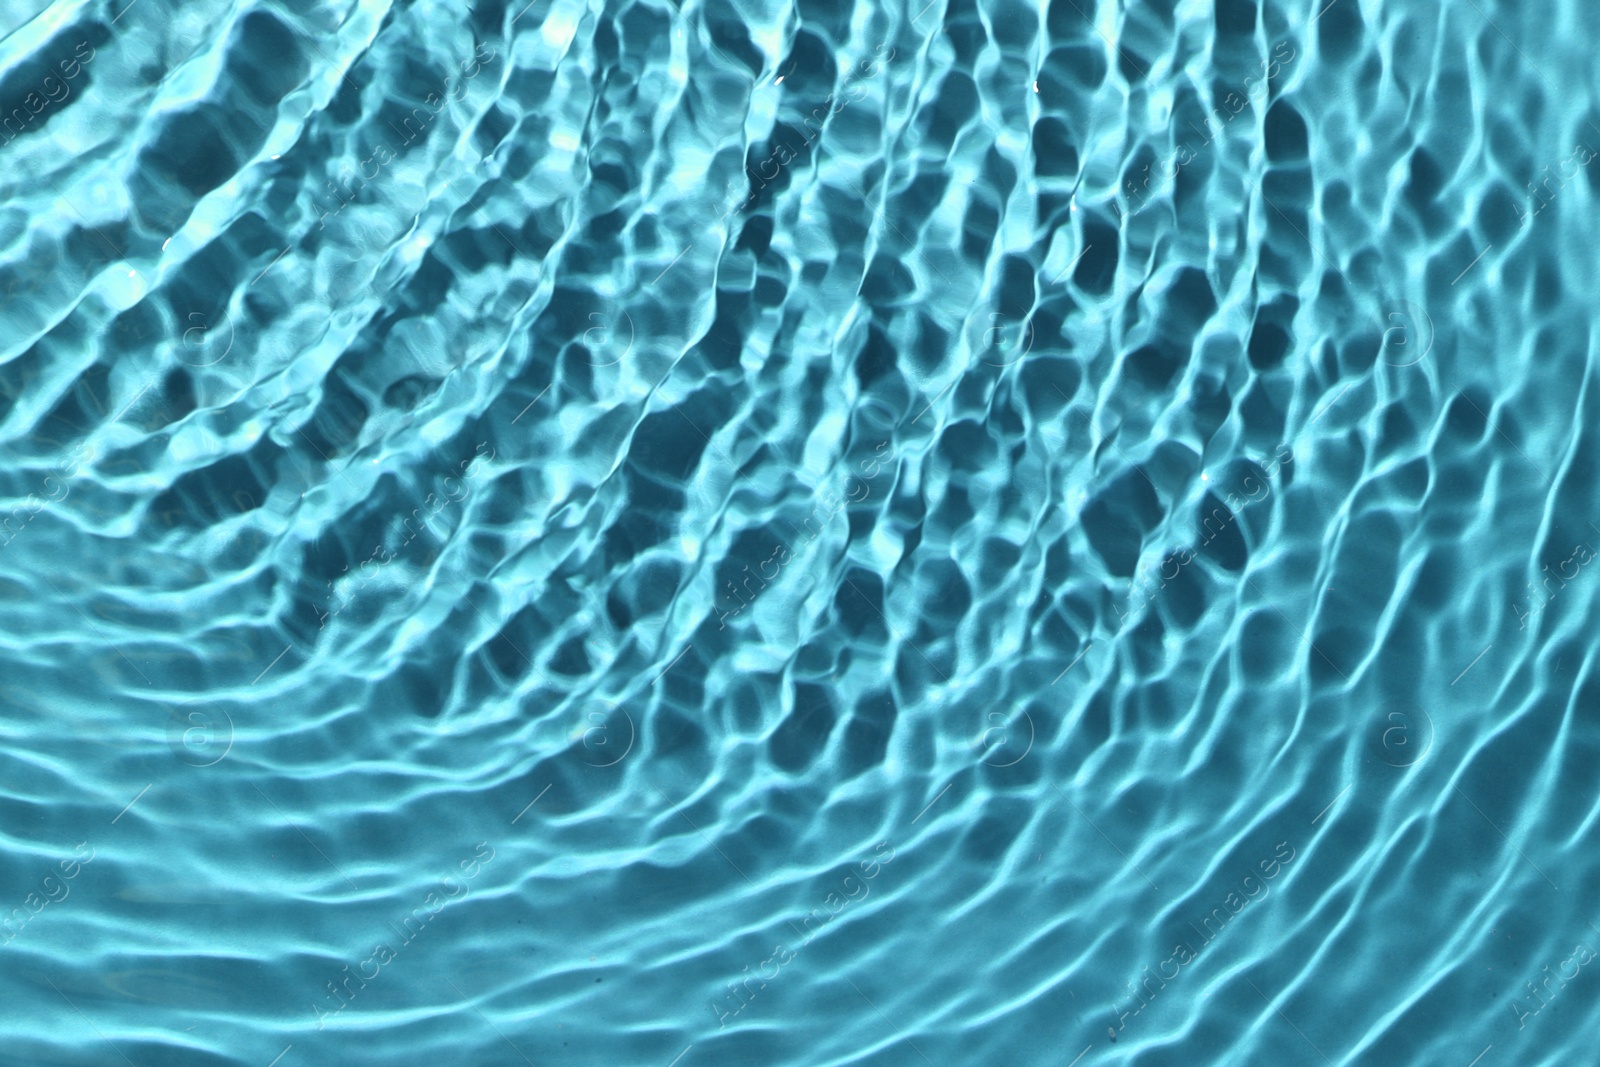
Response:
[1,1,1597,1065]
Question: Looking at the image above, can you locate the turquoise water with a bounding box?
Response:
[2,0,1599,1063]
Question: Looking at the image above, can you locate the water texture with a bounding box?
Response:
[2,0,1599,1063]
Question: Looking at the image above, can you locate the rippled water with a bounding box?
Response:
[4,0,1600,1063]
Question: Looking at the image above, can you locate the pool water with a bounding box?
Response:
[2,0,1599,1064]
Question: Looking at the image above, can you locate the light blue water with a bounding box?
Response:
[2,0,1599,1064]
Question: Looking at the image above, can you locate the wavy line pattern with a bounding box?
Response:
[1,0,1599,1064]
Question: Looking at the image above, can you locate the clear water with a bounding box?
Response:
[2,0,1598,1063]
